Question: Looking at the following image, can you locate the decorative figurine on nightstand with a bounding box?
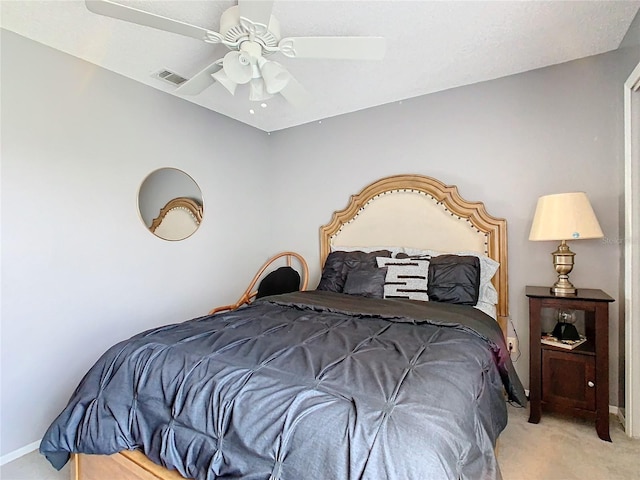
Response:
[552,309,580,341]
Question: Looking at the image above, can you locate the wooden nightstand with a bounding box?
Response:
[526,286,614,441]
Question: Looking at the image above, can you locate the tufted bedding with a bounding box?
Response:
[41,290,525,480]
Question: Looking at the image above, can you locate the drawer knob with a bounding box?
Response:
[588,381,595,388]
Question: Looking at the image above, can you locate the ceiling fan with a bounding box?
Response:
[85,0,386,106]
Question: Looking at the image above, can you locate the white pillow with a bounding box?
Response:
[475,300,497,319]
[376,257,429,301]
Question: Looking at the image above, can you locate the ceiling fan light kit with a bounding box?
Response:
[257,58,291,94]
[84,0,386,106]
[222,50,253,84]
[249,78,271,102]
[211,69,237,95]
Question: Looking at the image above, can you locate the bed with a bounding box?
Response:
[41,174,526,480]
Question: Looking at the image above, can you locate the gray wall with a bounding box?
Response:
[269,46,640,406]
[620,8,640,49]
[2,26,639,459]
[1,30,276,456]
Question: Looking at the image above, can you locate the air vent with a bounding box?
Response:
[155,70,187,86]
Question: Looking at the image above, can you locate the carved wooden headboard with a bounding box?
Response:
[319,174,509,334]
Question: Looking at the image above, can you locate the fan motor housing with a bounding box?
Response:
[220,6,281,49]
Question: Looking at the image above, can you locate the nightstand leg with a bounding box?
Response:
[594,303,611,442]
[528,404,541,424]
[596,413,611,442]
[528,297,542,424]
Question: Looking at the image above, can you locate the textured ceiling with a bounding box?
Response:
[2,1,639,132]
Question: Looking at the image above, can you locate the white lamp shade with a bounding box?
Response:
[211,70,237,95]
[249,78,273,101]
[257,57,291,94]
[222,51,252,84]
[529,192,604,241]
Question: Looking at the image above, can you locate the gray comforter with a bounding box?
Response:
[41,291,526,480]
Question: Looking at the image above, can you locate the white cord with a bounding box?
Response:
[507,317,521,362]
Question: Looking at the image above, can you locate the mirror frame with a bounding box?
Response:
[137,167,204,241]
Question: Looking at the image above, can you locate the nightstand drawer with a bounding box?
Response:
[542,349,596,411]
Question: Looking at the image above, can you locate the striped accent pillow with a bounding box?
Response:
[376,257,430,301]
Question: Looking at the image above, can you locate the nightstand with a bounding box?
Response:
[526,286,614,441]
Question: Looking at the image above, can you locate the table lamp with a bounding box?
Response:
[529,192,603,296]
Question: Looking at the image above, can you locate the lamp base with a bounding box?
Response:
[552,322,581,341]
[551,277,576,296]
[551,240,577,296]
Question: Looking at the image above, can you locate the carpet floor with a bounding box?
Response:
[498,404,640,479]
[1,404,638,479]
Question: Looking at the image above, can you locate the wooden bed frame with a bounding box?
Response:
[70,174,508,480]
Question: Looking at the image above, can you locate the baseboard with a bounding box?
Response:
[0,440,40,466]
[618,407,626,425]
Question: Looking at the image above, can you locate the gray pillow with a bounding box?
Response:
[317,250,391,293]
[343,268,387,298]
[427,254,480,305]
[317,251,349,292]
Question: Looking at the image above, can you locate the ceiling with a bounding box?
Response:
[2,1,639,132]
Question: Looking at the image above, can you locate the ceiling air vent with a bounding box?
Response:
[155,70,187,86]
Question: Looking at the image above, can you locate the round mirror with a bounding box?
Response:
[138,168,203,241]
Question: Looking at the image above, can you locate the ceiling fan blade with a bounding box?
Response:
[278,36,386,60]
[279,75,311,108]
[238,0,275,30]
[85,0,220,43]
[175,60,222,96]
